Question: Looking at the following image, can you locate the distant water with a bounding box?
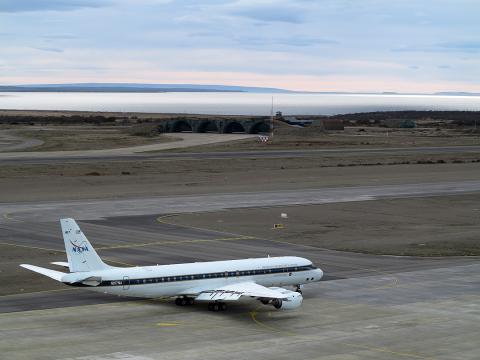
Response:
[1,92,480,116]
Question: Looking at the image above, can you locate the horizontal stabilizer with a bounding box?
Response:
[51,262,70,268]
[20,264,66,282]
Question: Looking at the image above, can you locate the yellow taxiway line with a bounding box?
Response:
[2,212,22,222]
[0,288,76,299]
[0,241,64,253]
[249,309,295,336]
[155,212,401,290]
[0,242,134,267]
[156,322,181,327]
[96,235,255,251]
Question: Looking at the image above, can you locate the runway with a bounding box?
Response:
[2,180,480,223]
[1,178,480,359]
[1,144,480,165]
[1,214,475,312]
[0,214,478,359]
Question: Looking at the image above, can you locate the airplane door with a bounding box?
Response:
[123,276,130,290]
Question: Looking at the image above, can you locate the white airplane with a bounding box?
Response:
[21,218,323,311]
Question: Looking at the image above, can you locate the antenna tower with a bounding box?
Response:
[270,96,274,138]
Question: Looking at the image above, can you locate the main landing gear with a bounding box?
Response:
[175,297,227,311]
[175,297,194,306]
[295,285,303,294]
[208,302,227,312]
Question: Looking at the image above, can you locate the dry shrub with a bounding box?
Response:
[127,123,160,137]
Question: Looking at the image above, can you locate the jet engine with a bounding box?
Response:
[270,289,303,310]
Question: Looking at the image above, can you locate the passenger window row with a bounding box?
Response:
[106,265,316,286]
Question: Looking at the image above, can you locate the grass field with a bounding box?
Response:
[11,126,175,151]
[159,126,480,152]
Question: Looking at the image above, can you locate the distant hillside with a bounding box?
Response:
[434,91,480,96]
[0,83,294,93]
[2,84,479,95]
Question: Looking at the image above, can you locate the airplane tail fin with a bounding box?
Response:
[60,218,110,272]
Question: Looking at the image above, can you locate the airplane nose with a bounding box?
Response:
[316,269,324,281]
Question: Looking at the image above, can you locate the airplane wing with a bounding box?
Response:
[193,282,292,301]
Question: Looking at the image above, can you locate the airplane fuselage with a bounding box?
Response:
[64,256,323,298]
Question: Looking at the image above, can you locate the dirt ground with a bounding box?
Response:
[8,126,176,151]
[2,158,480,202]
[162,125,480,152]
[167,194,480,257]
[3,115,480,153]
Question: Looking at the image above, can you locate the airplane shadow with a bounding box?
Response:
[137,296,302,329]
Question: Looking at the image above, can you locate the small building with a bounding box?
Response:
[276,111,344,130]
[284,117,344,130]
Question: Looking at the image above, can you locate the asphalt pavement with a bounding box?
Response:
[1,145,480,164]
[2,180,480,223]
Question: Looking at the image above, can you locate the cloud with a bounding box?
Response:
[275,37,338,47]
[2,0,480,92]
[0,0,110,13]
[392,40,480,54]
[234,7,304,23]
[41,34,79,40]
[188,31,338,48]
[437,41,480,52]
[33,47,64,53]
[225,1,307,23]
[3,45,480,93]
[239,36,338,48]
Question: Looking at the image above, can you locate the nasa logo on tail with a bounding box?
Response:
[70,240,89,254]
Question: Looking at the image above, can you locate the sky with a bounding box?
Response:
[0,0,479,92]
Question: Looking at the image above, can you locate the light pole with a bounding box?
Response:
[270,96,274,139]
